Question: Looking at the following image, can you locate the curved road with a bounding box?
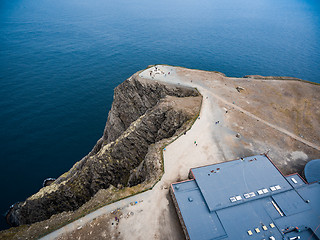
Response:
[41,65,320,239]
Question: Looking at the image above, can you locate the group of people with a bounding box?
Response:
[149,66,170,79]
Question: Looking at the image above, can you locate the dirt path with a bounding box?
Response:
[40,191,150,240]
[43,65,320,239]
[208,89,320,151]
[45,66,231,240]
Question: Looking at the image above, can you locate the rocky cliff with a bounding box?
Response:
[2,65,319,240]
[6,72,202,226]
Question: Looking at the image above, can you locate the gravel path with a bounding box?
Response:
[40,191,150,240]
[41,65,319,239]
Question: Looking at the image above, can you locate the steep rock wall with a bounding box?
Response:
[6,73,201,226]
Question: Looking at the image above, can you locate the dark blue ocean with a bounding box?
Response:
[1,0,319,230]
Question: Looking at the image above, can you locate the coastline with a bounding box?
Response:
[1,65,320,240]
[53,65,320,239]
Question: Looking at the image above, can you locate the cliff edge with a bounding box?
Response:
[2,65,319,240]
[6,71,202,227]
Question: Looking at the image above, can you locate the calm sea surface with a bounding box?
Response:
[1,0,319,230]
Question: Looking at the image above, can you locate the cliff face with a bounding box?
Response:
[6,73,202,226]
[3,65,319,240]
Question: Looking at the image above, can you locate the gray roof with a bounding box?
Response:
[305,159,320,183]
[171,155,320,240]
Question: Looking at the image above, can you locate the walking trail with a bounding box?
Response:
[42,65,320,239]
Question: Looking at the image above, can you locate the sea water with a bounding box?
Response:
[0,0,319,230]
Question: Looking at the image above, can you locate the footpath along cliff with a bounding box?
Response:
[1,65,320,240]
[5,71,202,227]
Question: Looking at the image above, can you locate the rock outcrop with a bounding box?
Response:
[6,72,202,226]
[2,65,320,240]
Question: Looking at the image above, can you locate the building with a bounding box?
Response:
[170,154,320,240]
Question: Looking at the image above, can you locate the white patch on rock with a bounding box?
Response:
[290,151,308,161]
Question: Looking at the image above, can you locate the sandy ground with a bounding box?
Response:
[48,65,320,240]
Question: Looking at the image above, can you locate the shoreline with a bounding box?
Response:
[2,65,320,240]
[41,65,320,239]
